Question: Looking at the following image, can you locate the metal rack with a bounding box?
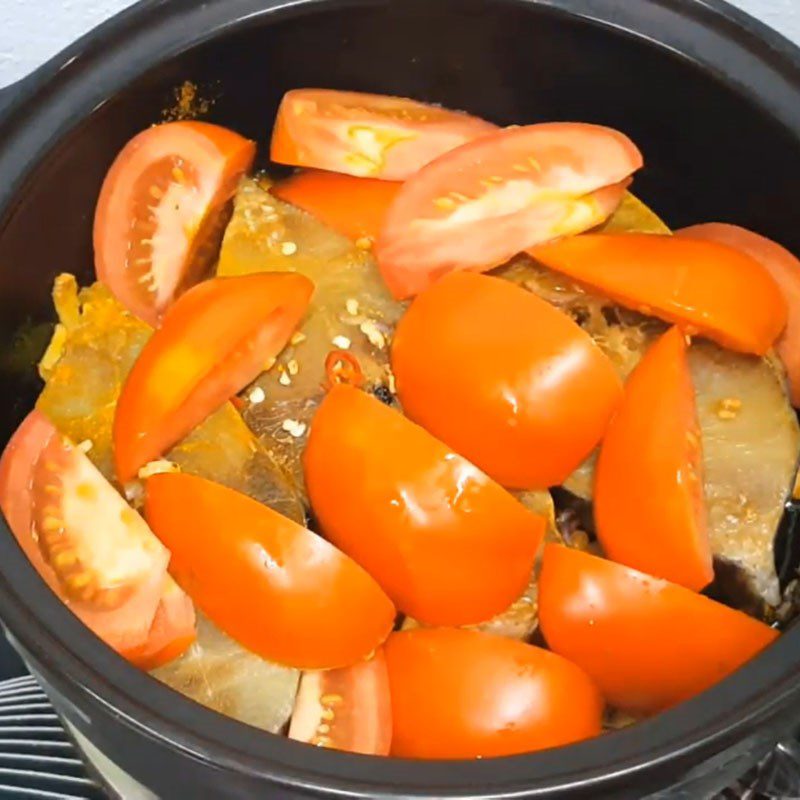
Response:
[0,675,103,799]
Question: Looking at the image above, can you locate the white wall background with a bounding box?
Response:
[0,0,798,88]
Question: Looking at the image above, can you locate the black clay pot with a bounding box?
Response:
[1,1,800,797]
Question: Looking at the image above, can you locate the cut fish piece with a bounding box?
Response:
[35,275,302,521]
[153,615,299,732]
[498,193,799,608]
[217,177,405,497]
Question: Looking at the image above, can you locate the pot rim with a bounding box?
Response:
[1,0,800,796]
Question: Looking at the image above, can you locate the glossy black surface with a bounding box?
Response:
[1,0,800,797]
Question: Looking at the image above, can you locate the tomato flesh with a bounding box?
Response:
[271,170,402,243]
[385,628,603,759]
[678,223,800,405]
[271,89,497,180]
[595,327,712,591]
[376,123,642,298]
[530,233,788,355]
[0,411,175,655]
[538,544,778,714]
[94,122,256,326]
[289,649,392,755]
[144,472,396,669]
[114,272,313,483]
[392,271,622,488]
[31,433,167,610]
[304,385,546,625]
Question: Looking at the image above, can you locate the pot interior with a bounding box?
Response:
[0,0,800,795]
[2,3,800,400]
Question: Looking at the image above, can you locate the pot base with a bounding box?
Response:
[67,721,155,800]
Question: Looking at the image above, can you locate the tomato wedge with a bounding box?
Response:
[144,472,395,669]
[538,544,778,714]
[0,411,173,655]
[678,223,800,405]
[271,170,401,243]
[271,89,496,180]
[303,384,545,626]
[384,628,602,759]
[595,327,712,590]
[114,273,313,483]
[94,122,256,326]
[122,576,196,670]
[376,123,642,298]
[530,234,788,355]
[392,272,622,488]
[0,412,56,591]
[289,650,392,755]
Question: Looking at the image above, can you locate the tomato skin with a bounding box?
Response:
[384,628,603,759]
[538,544,779,714]
[303,385,545,626]
[271,170,401,242]
[0,412,57,593]
[289,649,392,755]
[271,89,497,180]
[114,272,313,483]
[677,223,800,405]
[94,122,256,326]
[586,179,631,223]
[122,576,196,670]
[144,472,396,669]
[376,123,642,299]
[0,411,175,656]
[392,271,622,489]
[595,327,712,591]
[530,234,788,355]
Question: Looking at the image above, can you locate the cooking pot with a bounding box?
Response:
[1,0,800,797]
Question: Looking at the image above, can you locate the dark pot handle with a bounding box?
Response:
[0,74,33,119]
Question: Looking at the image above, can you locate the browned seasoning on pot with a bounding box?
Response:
[162,81,214,121]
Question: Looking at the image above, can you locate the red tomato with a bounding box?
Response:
[376,123,642,298]
[114,272,313,483]
[677,223,800,405]
[0,412,55,586]
[530,234,788,355]
[270,89,496,180]
[595,327,712,591]
[538,544,779,714]
[303,385,545,626]
[271,170,401,243]
[94,122,256,326]
[392,271,622,489]
[585,178,631,220]
[384,628,603,759]
[123,576,196,670]
[289,649,392,755]
[0,411,176,656]
[144,472,396,669]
